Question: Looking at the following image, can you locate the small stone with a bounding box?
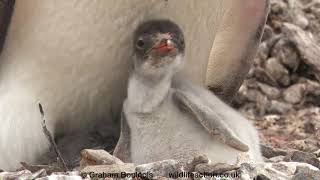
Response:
[256,42,269,61]
[254,174,271,180]
[135,159,181,178]
[37,174,83,180]
[314,149,320,157]
[239,161,320,180]
[0,170,33,179]
[257,82,281,99]
[242,89,265,103]
[252,67,278,87]
[185,155,209,171]
[284,151,320,169]
[268,156,286,163]
[80,149,123,168]
[292,166,320,180]
[267,100,292,114]
[260,145,288,159]
[261,25,274,42]
[195,163,239,174]
[271,1,287,14]
[295,14,309,29]
[271,39,300,72]
[265,58,290,86]
[283,84,306,104]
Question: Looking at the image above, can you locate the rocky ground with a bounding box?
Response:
[1,0,320,179]
[234,0,320,155]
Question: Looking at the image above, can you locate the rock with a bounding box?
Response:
[239,161,319,180]
[314,149,320,157]
[305,80,320,105]
[256,42,269,62]
[271,39,300,72]
[267,100,292,114]
[256,93,270,116]
[265,58,291,86]
[260,145,288,158]
[80,149,123,168]
[295,14,309,29]
[37,171,84,180]
[0,170,33,179]
[242,89,266,103]
[253,174,271,180]
[284,151,320,169]
[292,166,320,180]
[185,155,209,172]
[262,25,274,42]
[37,174,83,180]
[288,139,320,153]
[283,84,306,104]
[135,159,181,178]
[195,163,239,174]
[271,0,287,15]
[252,67,278,86]
[268,156,286,163]
[283,23,320,74]
[257,82,281,99]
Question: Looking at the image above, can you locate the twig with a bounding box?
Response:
[38,103,68,171]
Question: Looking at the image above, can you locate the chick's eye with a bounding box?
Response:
[136,39,145,49]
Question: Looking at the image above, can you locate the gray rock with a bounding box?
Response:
[292,166,320,180]
[243,89,266,103]
[268,156,286,163]
[37,174,83,180]
[265,58,290,86]
[80,149,123,168]
[260,145,288,159]
[313,149,320,157]
[239,161,319,180]
[271,39,300,72]
[283,84,306,104]
[271,0,287,14]
[295,14,309,29]
[135,159,182,178]
[252,67,278,87]
[0,169,50,179]
[257,82,281,99]
[261,25,274,42]
[267,100,292,114]
[195,163,239,174]
[284,151,320,169]
[185,154,209,172]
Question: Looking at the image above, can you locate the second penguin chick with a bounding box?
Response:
[114,19,263,165]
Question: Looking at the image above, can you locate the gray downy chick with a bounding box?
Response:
[114,20,263,165]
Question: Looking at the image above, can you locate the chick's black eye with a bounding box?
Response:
[136,39,145,49]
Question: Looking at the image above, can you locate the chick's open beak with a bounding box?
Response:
[151,38,176,53]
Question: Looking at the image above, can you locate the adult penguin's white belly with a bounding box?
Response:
[0,0,269,170]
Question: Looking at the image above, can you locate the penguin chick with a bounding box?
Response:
[114,20,263,165]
